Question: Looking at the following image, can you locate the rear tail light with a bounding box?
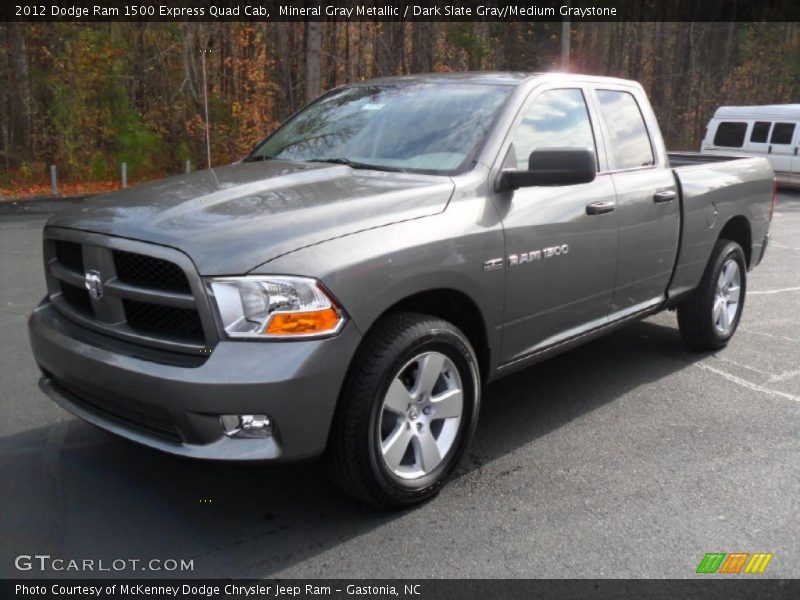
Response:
[769,178,778,221]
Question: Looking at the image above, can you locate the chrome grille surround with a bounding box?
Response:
[44,227,219,354]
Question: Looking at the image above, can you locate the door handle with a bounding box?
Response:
[794,147,798,156]
[768,145,772,154]
[585,201,616,215]
[653,190,677,203]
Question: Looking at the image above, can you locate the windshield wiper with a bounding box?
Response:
[305,158,406,173]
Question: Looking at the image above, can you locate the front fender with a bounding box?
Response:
[255,205,506,372]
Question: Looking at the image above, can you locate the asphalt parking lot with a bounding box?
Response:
[0,194,798,579]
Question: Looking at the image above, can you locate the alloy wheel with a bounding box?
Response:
[377,351,464,480]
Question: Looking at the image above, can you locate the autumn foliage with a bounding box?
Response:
[1,22,798,198]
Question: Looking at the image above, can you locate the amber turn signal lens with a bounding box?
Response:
[265,308,341,335]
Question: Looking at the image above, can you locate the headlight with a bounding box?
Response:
[207,276,345,339]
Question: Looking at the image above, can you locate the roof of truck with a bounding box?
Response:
[714,105,800,120]
[359,72,535,86]
[353,72,643,88]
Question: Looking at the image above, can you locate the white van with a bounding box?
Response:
[701,105,800,187]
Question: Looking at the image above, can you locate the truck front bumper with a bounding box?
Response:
[28,300,362,461]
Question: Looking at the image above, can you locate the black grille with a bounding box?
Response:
[48,238,207,349]
[123,299,204,342]
[55,240,84,272]
[48,374,181,443]
[114,250,191,293]
[60,281,92,315]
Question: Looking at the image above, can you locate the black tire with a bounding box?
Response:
[677,239,747,352]
[324,311,481,508]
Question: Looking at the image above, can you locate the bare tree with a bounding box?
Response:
[7,23,31,157]
[411,23,434,73]
[305,21,322,103]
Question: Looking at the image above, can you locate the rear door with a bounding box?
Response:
[769,121,797,178]
[493,85,619,364]
[790,125,800,185]
[591,86,680,316]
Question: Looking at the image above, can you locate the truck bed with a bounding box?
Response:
[667,151,747,167]
[667,153,773,301]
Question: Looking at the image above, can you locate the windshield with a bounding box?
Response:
[247,83,512,174]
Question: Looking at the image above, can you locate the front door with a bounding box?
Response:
[494,87,619,365]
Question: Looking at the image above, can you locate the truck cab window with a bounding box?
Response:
[770,122,796,145]
[596,90,655,169]
[713,122,748,147]
[750,121,772,143]
[510,88,596,170]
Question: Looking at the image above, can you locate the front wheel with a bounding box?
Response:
[324,311,480,508]
[677,239,747,351]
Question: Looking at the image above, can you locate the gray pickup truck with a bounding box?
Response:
[29,73,774,507]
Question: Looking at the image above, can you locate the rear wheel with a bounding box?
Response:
[324,311,480,508]
[677,239,747,351]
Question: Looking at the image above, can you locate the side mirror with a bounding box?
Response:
[499,147,597,191]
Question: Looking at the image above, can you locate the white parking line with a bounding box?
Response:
[749,287,800,295]
[770,243,800,251]
[714,355,778,378]
[739,328,800,343]
[771,369,800,383]
[695,362,800,403]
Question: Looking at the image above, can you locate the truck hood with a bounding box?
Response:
[47,160,454,275]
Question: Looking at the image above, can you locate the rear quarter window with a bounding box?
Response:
[596,90,654,170]
[770,122,796,145]
[713,122,748,147]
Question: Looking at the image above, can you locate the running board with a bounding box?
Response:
[495,298,664,378]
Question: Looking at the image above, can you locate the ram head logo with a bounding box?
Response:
[84,270,103,301]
